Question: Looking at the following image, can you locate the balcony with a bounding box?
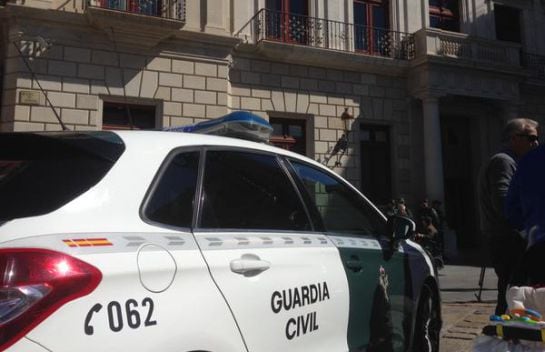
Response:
[413,28,521,71]
[85,0,185,47]
[87,0,185,20]
[235,8,415,71]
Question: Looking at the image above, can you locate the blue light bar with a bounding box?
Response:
[166,111,273,142]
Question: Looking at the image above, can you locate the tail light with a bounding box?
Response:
[0,248,102,350]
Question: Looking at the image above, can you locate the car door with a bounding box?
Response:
[0,146,247,352]
[139,148,251,351]
[192,148,350,352]
[286,159,411,352]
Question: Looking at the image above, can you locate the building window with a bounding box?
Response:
[494,4,521,43]
[269,118,306,155]
[102,102,156,130]
[266,0,308,15]
[96,0,162,16]
[265,0,309,44]
[359,124,392,205]
[353,0,390,55]
[429,0,460,32]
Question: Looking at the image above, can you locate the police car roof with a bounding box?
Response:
[112,130,320,167]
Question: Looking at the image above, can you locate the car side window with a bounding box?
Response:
[289,160,388,236]
[200,150,311,231]
[144,151,200,228]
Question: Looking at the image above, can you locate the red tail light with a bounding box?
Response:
[0,248,102,350]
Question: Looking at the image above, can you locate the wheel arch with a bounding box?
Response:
[407,276,442,352]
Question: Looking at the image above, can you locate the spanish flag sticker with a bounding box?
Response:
[63,238,113,247]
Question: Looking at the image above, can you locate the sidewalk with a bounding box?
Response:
[438,248,497,352]
[441,302,494,351]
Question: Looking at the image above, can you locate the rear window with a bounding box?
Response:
[0,132,125,222]
[144,151,200,228]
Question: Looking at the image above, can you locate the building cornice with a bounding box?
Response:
[410,54,526,78]
[235,41,411,77]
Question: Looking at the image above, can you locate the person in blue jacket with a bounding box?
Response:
[506,143,545,285]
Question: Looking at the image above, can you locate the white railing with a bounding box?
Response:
[522,53,545,80]
[414,28,521,67]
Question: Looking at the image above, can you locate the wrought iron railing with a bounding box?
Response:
[235,8,415,60]
[87,0,185,20]
[522,53,545,80]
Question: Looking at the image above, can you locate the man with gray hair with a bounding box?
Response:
[478,118,539,315]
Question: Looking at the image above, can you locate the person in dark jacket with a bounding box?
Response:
[478,118,539,315]
[506,143,545,285]
[417,198,439,228]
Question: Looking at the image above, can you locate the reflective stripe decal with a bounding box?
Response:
[63,238,113,247]
[329,236,381,250]
[124,236,146,247]
[329,235,408,253]
[195,233,332,250]
[165,236,186,246]
[0,233,198,253]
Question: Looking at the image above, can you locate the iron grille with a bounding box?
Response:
[88,0,185,21]
[236,8,415,60]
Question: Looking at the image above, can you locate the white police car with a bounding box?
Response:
[0,112,440,352]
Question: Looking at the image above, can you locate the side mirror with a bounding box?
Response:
[388,215,416,242]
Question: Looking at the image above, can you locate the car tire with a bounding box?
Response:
[412,282,440,352]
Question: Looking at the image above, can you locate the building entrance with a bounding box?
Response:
[440,116,479,248]
[359,124,391,206]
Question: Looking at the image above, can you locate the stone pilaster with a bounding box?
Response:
[421,95,445,203]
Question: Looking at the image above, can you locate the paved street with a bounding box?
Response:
[441,301,493,352]
[438,251,498,352]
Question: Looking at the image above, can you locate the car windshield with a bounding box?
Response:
[0,132,125,222]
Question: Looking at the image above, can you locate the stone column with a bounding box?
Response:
[421,96,445,203]
[185,0,230,34]
[232,0,252,36]
[205,0,229,35]
[536,0,545,54]
[421,0,429,29]
[184,0,202,31]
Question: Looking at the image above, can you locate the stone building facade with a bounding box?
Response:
[1,0,545,246]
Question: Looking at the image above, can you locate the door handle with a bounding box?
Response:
[346,259,364,273]
[230,254,271,276]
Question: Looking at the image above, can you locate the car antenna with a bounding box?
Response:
[12,36,69,131]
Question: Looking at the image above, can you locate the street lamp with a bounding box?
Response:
[340,107,354,133]
[323,108,354,167]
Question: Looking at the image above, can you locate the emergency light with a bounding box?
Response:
[166,111,273,143]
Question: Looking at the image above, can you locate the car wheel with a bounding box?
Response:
[413,283,440,352]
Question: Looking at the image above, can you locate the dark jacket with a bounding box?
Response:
[478,150,518,237]
[506,145,545,247]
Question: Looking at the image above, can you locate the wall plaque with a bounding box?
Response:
[19,90,41,105]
